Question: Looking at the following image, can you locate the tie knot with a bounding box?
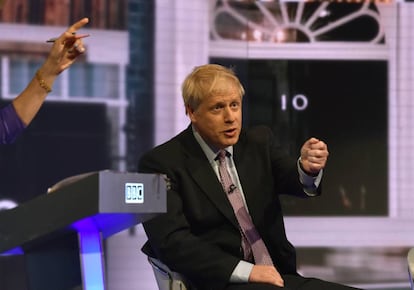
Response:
[217,150,227,163]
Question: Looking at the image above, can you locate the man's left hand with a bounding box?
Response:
[300,137,329,175]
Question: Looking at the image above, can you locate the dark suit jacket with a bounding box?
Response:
[138,125,321,290]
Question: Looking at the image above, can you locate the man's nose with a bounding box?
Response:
[223,106,235,121]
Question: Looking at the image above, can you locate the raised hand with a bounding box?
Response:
[299,137,329,175]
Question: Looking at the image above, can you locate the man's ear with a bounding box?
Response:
[186,105,196,122]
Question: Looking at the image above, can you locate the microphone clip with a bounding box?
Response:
[228,184,237,194]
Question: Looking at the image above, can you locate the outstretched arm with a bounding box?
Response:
[12,17,89,126]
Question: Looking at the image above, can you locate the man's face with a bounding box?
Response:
[188,83,242,149]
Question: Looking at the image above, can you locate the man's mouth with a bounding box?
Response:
[223,128,237,136]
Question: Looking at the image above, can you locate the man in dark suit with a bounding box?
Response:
[138,64,360,290]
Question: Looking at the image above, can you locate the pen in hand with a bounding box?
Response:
[46,32,90,43]
[46,37,60,43]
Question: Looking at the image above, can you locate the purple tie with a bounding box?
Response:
[217,150,273,265]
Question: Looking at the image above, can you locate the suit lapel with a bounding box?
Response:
[179,127,239,228]
[233,130,261,219]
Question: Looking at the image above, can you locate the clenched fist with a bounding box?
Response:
[299,137,329,175]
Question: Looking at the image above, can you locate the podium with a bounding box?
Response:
[0,170,167,290]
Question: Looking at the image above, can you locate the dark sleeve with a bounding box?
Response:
[253,125,321,197]
[0,104,26,144]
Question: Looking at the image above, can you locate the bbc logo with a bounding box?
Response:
[125,183,144,204]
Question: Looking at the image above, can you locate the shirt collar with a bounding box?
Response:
[191,125,233,162]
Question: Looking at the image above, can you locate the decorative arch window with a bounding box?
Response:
[211,0,384,44]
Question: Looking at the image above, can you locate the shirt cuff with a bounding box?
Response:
[297,157,322,196]
[229,260,254,283]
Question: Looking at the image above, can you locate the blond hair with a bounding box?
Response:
[182,64,245,114]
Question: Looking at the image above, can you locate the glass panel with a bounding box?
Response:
[69,63,119,99]
[9,58,30,95]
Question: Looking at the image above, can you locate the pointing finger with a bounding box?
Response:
[68,17,89,34]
